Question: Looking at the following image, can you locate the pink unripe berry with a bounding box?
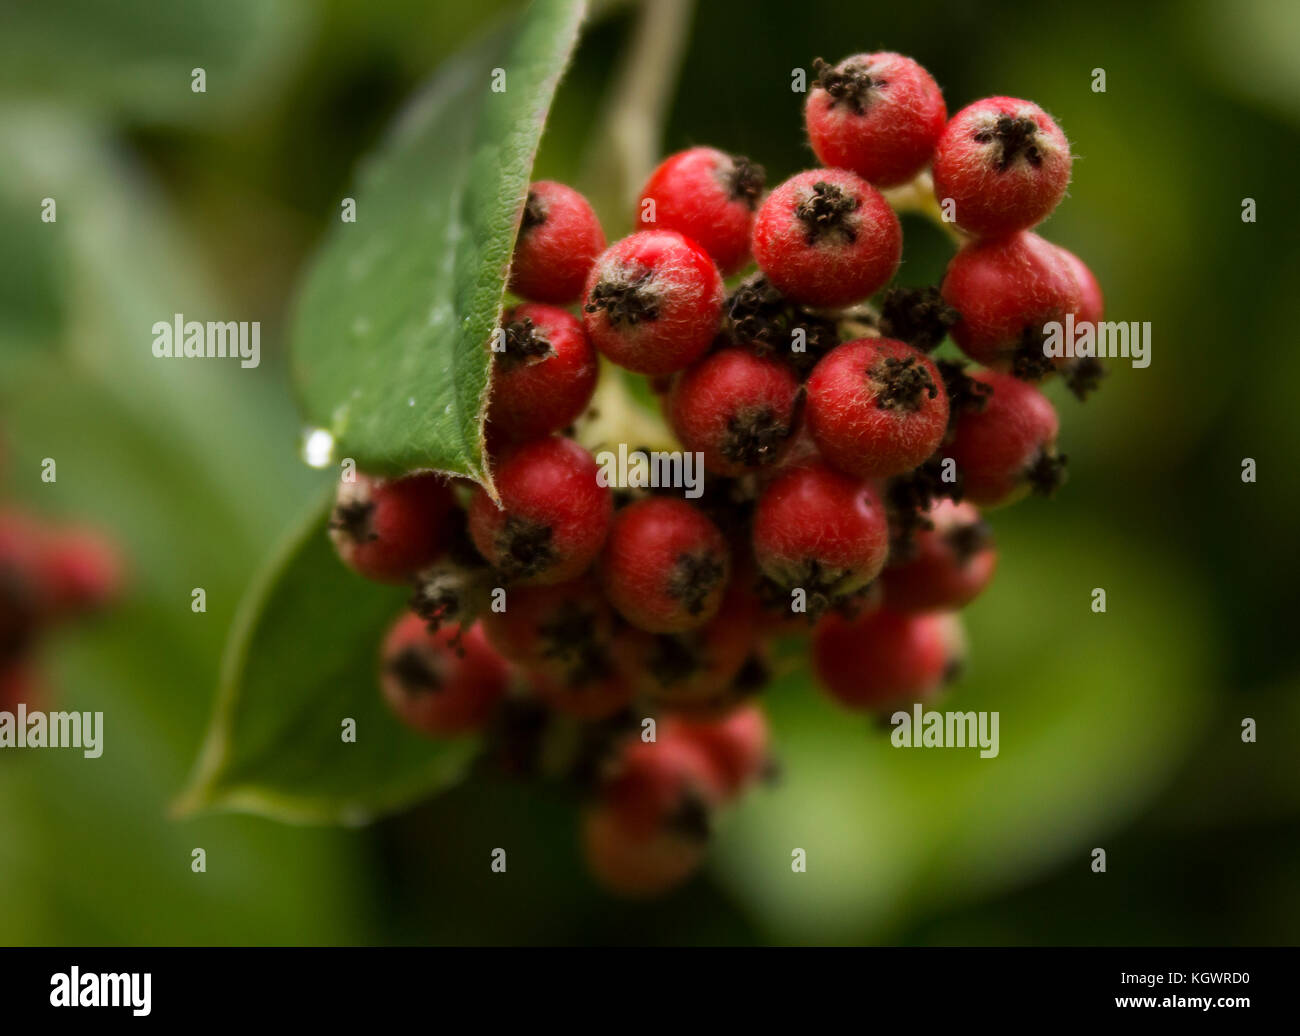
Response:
[941,231,1083,377]
[600,497,730,634]
[329,471,457,584]
[582,230,725,376]
[487,303,597,442]
[805,337,949,479]
[805,52,947,188]
[638,147,765,275]
[751,169,902,307]
[509,181,606,304]
[379,613,510,737]
[668,347,803,476]
[468,436,612,585]
[752,461,889,599]
[942,370,1065,507]
[932,96,1072,237]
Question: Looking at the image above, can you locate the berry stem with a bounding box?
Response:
[881,171,968,248]
[578,0,695,233]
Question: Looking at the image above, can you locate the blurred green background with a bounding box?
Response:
[1,0,1298,945]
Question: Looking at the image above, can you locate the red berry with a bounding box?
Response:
[582,230,724,376]
[638,147,765,275]
[805,53,946,188]
[1056,244,1104,323]
[752,461,889,600]
[379,613,510,736]
[509,181,606,304]
[468,436,612,585]
[932,96,1072,237]
[942,370,1066,507]
[621,603,761,716]
[582,731,723,896]
[805,337,949,479]
[941,231,1082,378]
[881,499,997,612]
[663,703,770,797]
[752,169,902,307]
[41,527,123,614]
[581,805,705,898]
[329,471,456,584]
[813,609,963,712]
[600,497,730,633]
[487,303,597,442]
[668,347,802,476]
[480,578,634,720]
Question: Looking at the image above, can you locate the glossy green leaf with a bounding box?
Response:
[290,0,587,488]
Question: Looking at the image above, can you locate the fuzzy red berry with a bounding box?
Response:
[637,147,765,275]
[621,599,762,716]
[663,703,770,797]
[881,499,997,612]
[942,370,1066,507]
[582,732,722,897]
[752,461,889,602]
[1056,244,1104,323]
[751,169,902,307]
[480,578,634,720]
[931,96,1072,237]
[328,471,456,584]
[379,614,510,736]
[600,497,730,633]
[509,181,606,304]
[805,52,946,188]
[487,303,597,442]
[805,337,949,479]
[582,230,724,376]
[941,231,1082,378]
[468,436,612,585]
[668,347,802,476]
[813,609,963,712]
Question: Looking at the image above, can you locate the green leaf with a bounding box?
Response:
[178,496,479,825]
[290,0,587,488]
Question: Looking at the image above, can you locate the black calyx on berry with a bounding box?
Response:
[386,646,443,697]
[879,286,960,352]
[813,57,887,115]
[520,189,547,233]
[974,114,1044,172]
[584,267,660,328]
[722,154,766,208]
[329,498,376,544]
[494,514,556,581]
[871,355,938,412]
[937,358,992,426]
[667,551,726,616]
[1026,449,1068,497]
[499,316,555,371]
[795,181,859,245]
[1063,357,1109,401]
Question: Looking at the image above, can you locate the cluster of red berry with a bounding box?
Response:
[329,52,1103,895]
[0,504,122,712]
